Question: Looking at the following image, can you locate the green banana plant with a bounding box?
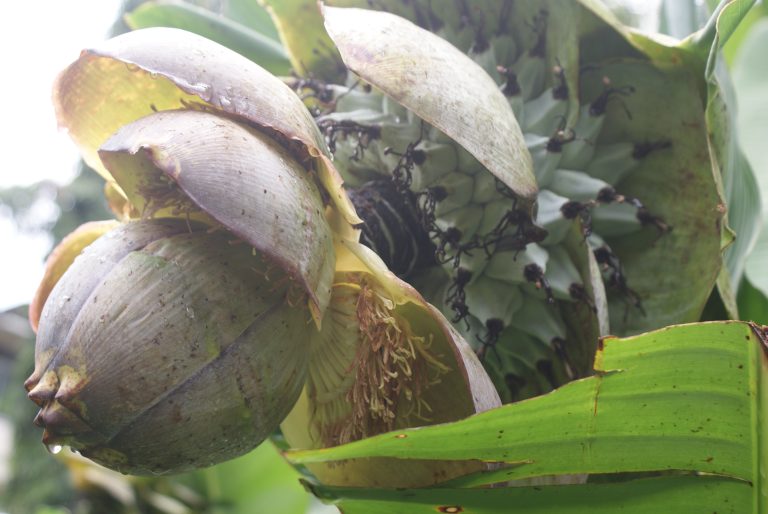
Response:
[123,0,291,74]
[22,0,767,512]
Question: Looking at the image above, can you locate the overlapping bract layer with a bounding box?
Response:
[27,220,312,475]
[29,26,501,479]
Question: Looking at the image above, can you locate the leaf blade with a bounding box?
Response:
[287,322,756,484]
[310,475,751,514]
[124,1,291,74]
[261,0,346,82]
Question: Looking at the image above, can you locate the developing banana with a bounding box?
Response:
[290,2,672,402]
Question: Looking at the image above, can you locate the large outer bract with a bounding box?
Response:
[27,220,313,475]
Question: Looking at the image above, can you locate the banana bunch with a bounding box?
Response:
[275,1,724,402]
[28,24,503,486]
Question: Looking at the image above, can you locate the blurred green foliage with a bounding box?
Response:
[2,0,767,512]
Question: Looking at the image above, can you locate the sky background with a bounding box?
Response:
[0,0,663,312]
[0,1,122,311]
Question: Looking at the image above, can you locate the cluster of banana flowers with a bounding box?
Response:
[289,1,726,402]
[24,27,498,484]
[25,0,727,489]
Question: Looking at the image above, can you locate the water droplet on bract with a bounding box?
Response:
[125,63,141,73]
[47,444,63,455]
[149,71,158,79]
[182,81,212,102]
[217,95,232,108]
[185,306,195,319]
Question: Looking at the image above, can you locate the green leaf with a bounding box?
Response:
[577,0,699,72]
[683,0,757,78]
[709,0,757,51]
[287,322,763,494]
[746,223,768,300]
[294,321,768,511]
[33,508,71,514]
[193,442,310,514]
[658,2,765,312]
[260,0,347,82]
[706,55,762,301]
[738,276,768,325]
[125,1,291,75]
[721,2,766,65]
[309,475,750,514]
[733,19,768,299]
[221,0,280,41]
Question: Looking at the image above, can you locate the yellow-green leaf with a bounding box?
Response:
[260,0,346,82]
[288,321,766,513]
[125,1,291,74]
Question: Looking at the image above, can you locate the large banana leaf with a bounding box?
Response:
[288,321,767,512]
[732,18,768,308]
[125,0,291,74]
[306,476,747,514]
[740,278,768,325]
[686,0,762,316]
